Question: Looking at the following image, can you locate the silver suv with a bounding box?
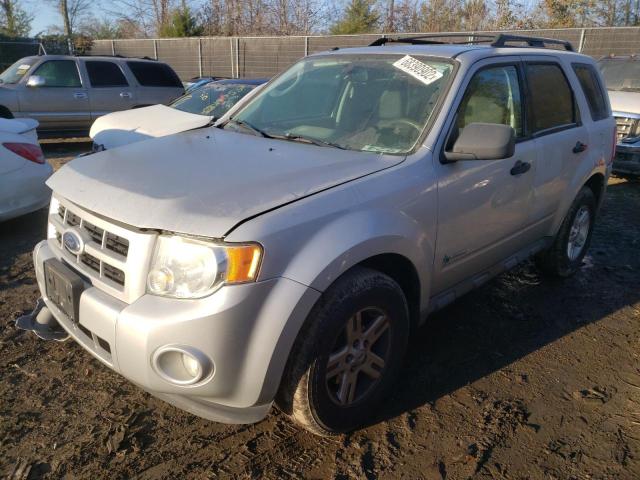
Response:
[598,54,640,177]
[0,55,184,136]
[19,34,615,435]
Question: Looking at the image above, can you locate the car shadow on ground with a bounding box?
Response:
[366,180,639,428]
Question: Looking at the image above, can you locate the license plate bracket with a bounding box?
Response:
[44,258,84,324]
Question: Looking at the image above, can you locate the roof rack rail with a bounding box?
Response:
[369,33,495,47]
[491,34,574,51]
[369,32,575,52]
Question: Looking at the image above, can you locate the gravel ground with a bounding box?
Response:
[1,142,639,479]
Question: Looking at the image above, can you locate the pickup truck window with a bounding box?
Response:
[526,63,576,133]
[126,61,182,88]
[0,59,33,84]
[457,65,523,137]
[230,54,453,154]
[573,64,608,121]
[86,61,128,87]
[32,60,81,87]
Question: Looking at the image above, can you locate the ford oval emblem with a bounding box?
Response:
[62,229,84,255]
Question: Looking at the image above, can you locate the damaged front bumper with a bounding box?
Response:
[19,239,319,425]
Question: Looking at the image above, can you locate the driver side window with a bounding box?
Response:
[457,65,523,138]
[32,60,81,88]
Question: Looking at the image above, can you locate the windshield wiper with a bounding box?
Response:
[221,118,272,138]
[276,133,346,150]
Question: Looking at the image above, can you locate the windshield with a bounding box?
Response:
[171,82,258,117]
[598,58,640,92]
[0,59,34,84]
[227,54,453,154]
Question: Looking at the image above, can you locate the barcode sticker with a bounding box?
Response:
[393,55,443,85]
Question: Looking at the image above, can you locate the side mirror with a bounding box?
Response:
[443,123,515,162]
[26,75,45,88]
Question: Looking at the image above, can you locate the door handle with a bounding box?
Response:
[73,92,87,99]
[119,92,132,98]
[510,160,531,176]
[572,141,588,154]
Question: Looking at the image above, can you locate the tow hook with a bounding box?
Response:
[15,298,69,341]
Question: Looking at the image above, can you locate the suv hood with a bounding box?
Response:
[48,127,403,237]
[90,104,213,150]
[608,90,640,115]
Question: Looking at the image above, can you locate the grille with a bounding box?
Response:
[54,204,127,288]
[49,197,157,304]
[615,116,637,142]
[58,205,129,257]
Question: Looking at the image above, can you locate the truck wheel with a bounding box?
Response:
[276,266,409,436]
[0,106,14,119]
[535,186,596,277]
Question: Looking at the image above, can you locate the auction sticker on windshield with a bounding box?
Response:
[393,55,443,85]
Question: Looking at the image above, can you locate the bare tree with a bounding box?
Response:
[107,0,177,36]
[47,0,92,36]
[0,0,33,37]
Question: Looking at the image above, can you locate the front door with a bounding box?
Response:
[17,59,90,132]
[432,61,537,294]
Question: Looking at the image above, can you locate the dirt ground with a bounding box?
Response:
[1,141,639,479]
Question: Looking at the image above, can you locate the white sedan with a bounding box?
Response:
[0,118,52,222]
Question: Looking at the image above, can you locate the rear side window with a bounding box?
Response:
[32,60,81,87]
[526,63,576,133]
[86,61,128,87]
[573,64,609,121]
[126,61,182,87]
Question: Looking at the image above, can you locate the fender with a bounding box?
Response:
[231,207,435,404]
[279,208,432,304]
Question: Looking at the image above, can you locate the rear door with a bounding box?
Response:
[17,59,90,131]
[522,57,590,237]
[82,60,136,119]
[571,62,615,175]
[432,58,538,294]
[126,61,184,106]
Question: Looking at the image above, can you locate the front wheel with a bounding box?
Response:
[276,266,409,436]
[535,186,596,277]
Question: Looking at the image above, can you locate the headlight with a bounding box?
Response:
[146,235,262,299]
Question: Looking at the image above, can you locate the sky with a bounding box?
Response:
[30,3,63,36]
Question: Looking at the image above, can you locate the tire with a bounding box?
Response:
[275,266,410,436]
[0,106,14,119]
[535,186,596,277]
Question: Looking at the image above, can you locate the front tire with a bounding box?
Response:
[276,266,409,436]
[535,186,596,277]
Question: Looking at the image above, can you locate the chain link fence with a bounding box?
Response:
[0,41,42,71]
[74,26,640,80]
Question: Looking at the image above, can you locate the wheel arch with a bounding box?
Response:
[0,105,14,118]
[584,172,606,209]
[358,253,422,330]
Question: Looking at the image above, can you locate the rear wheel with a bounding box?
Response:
[535,186,596,277]
[0,106,14,119]
[276,266,409,436]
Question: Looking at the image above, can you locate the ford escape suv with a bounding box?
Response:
[0,55,184,136]
[18,34,615,436]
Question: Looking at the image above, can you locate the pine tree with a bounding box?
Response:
[330,0,380,34]
[160,0,204,37]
